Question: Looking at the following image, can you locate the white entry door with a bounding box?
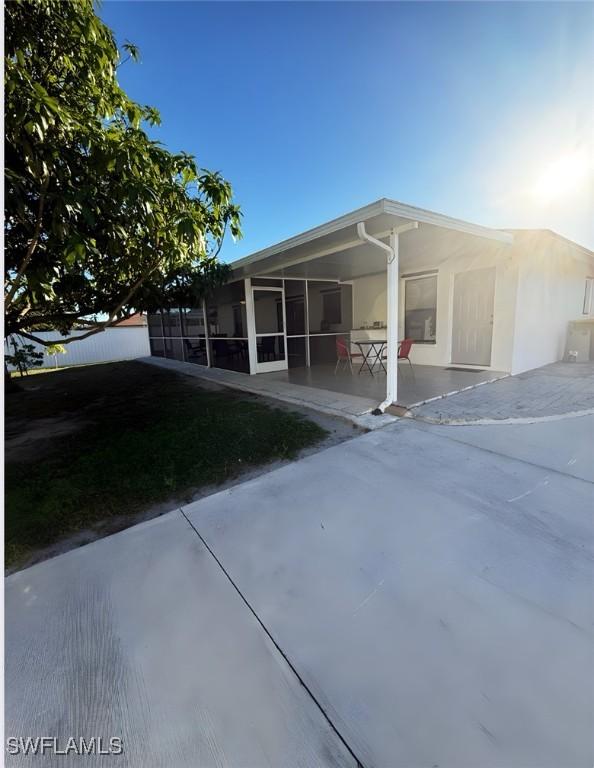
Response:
[451,267,496,366]
[252,286,288,373]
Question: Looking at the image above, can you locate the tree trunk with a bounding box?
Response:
[4,361,21,393]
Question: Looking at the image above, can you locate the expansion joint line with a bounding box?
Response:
[180,507,365,768]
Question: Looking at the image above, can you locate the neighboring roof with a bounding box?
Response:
[115,313,147,327]
[231,198,514,278]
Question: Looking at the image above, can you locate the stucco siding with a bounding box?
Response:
[352,273,387,329]
[273,231,593,377]
[510,232,593,374]
[352,244,519,372]
[412,247,518,372]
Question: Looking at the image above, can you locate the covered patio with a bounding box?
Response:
[148,199,513,416]
[233,198,512,412]
[264,363,506,409]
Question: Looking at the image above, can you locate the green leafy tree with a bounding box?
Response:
[5,337,44,376]
[46,342,67,367]
[4,0,241,346]
[137,261,233,314]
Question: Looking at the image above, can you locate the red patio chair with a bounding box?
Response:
[334,336,363,375]
[398,338,414,374]
[382,338,415,374]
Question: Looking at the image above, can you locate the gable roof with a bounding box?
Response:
[231,198,513,279]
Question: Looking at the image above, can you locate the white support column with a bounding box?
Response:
[244,278,257,375]
[304,280,311,367]
[356,219,416,413]
[386,229,399,406]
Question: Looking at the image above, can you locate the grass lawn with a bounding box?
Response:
[5,361,327,568]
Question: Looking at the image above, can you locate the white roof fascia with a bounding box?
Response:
[231,199,387,272]
[383,199,514,244]
[231,198,514,276]
[250,230,396,276]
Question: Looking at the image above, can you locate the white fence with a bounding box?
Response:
[5,327,151,370]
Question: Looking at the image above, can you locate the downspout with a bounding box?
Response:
[356,223,396,413]
[356,221,420,413]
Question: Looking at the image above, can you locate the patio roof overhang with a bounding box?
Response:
[231,198,514,282]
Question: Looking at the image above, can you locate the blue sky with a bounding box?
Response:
[101,1,594,258]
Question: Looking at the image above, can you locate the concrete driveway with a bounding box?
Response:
[6,416,594,767]
[5,514,356,767]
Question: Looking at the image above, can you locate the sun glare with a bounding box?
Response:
[531,149,590,204]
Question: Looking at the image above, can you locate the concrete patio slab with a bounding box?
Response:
[184,419,594,768]
[413,361,594,422]
[5,513,356,767]
[265,362,507,408]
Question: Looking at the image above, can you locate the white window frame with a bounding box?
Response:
[403,271,438,344]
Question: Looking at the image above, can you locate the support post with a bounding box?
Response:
[304,280,311,367]
[386,230,399,406]
[356,219,416,412]
[244,278,257,374]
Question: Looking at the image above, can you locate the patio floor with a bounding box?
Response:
[265,363,507,408]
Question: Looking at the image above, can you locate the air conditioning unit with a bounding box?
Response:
[566,320,594,362]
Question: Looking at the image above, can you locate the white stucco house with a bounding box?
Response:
[148,199,594,410]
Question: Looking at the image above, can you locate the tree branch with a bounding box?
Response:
[211,220,228,260]
[5,178,49,307]
[13,260,160,346]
